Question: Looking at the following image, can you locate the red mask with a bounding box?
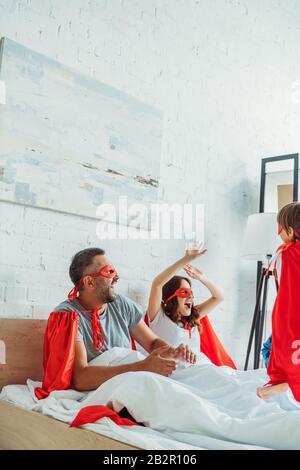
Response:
[98,264,118,278]
[68,264,118,302]
[164,287,193,305]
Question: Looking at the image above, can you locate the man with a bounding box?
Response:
[43,247,197,394]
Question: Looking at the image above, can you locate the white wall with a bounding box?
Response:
[1,0,300,367]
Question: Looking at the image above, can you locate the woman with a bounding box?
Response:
[146,242,235,367]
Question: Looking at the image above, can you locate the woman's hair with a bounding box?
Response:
[161,275,200,327]
[277,202,300,240]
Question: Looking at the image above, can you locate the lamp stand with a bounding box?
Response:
[244,256,279,371]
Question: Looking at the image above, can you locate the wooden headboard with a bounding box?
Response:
[0,318,47,390]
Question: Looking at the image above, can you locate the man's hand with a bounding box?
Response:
[173,343,197,364]
[140,345,177,376]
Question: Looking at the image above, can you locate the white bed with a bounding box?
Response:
[2,318,300,450]
[0,381,203,450]
[2,345,300,450]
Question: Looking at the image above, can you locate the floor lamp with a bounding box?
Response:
[242,213,280,370]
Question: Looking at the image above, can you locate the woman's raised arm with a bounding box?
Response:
[183,264,224,321]
[147,243,207,322]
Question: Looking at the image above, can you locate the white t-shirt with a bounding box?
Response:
[148,307,211,365]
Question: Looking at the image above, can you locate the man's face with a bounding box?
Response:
[85,255,119,303]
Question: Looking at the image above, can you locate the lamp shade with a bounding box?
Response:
[242,213,280,261]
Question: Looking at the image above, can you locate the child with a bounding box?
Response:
[146,242,236,367]
[257,202,300,400]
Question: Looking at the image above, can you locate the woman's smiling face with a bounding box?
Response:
[176,279,194,318]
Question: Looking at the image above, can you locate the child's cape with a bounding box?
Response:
[267,241,300,401]
[35,309,236,400]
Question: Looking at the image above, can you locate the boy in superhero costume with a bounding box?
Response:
[257,202,300,401]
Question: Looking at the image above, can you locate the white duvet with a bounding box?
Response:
[1,347,300,450]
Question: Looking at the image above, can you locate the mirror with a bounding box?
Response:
[260,154,299,212]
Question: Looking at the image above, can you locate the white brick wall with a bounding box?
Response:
[1,0,300,367]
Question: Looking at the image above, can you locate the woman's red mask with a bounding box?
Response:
[164,287,193,305]
[68,264,118,302]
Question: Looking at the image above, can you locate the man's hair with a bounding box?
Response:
[69,247,105,285]
[277,202,300,239]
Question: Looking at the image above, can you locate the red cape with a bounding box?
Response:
[200,315,236,369]
[35,311,78,399]
[267,241,300,401]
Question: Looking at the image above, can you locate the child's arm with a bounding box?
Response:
[183,264,224,321]
[147,243,207,323]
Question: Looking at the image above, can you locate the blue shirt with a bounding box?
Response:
[261,335,272,367]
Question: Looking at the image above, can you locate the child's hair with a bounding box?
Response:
[277,202,300,240]
[161,275,200,328]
